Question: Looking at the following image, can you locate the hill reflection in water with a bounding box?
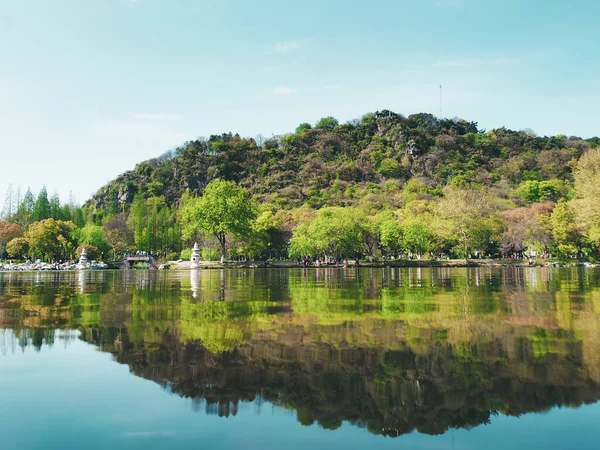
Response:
[1,267,600,437]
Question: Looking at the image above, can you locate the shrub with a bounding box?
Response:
[202,247,220,261]
[166,252,180,261]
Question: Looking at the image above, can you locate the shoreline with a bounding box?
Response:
[1,259,597,272]
[167,259,598,270]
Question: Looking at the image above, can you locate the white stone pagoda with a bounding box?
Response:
[78,247,88,270]
[190,242,200,268]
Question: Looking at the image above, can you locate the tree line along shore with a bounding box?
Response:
[1,111,600,267]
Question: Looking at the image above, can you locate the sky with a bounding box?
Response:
[0,0,599,206]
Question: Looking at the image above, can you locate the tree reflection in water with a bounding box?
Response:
[1,267,600,437]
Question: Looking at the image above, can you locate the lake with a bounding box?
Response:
[1,267,600,449]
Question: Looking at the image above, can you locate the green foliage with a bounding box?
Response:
[201,247,220,261]
[295,122,312,134]
[289,207,365,258]
[436,187,498,258]
[548,201,585,256]
[180,248,192,260]
[377,212,403,254]
[402,218,434,257]
[11,188,35,227]
[128,194,148,249]
[315,116,339,130]
[25,219,77,261]
[76,224,109,255]
[180,179,257,261]
[33,187,50,222]
[6,237,28,259]
[378,158,403,178]
[69,110,599,261]
[515,180,571,203]
[573,147,600,250]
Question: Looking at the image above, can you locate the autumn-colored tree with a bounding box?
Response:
[103,214,133,259]
[500,204,552,255]
[76,244,100,260]
[0,220,23,258]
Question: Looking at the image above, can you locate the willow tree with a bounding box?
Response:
[435,186,498,259]
[180,179,257,263]
[288,207,365,259]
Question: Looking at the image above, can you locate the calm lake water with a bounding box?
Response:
[1,267,600,450]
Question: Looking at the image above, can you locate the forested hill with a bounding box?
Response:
[86,110,599,219]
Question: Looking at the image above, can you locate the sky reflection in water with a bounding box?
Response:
[1,267,600,449]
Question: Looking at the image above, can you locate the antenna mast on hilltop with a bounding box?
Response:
[439,85,443,118]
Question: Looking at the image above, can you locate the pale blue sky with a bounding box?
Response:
[1,0,598,206]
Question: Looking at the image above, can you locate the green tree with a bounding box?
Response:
[573,147,600,251]
[289,207,364,260]
[127,194,148,250]
[547,201,585,257]
[6,237,29,259]
[180,179,257,263]
[49,191,65,220]
[242,209,286,259]
[515,180,571,203]
[295,122,312,134]
[12,188,35,227]
[315,116,339,131]
[33,187,51,221]
[436,187,497,259]
[72,207,85,228]
[377,212,403,256]
[402,218,433,259]
[76,224,109,257]
[25,219,77,261]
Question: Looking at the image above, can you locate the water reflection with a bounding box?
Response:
[1,268,600,436]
